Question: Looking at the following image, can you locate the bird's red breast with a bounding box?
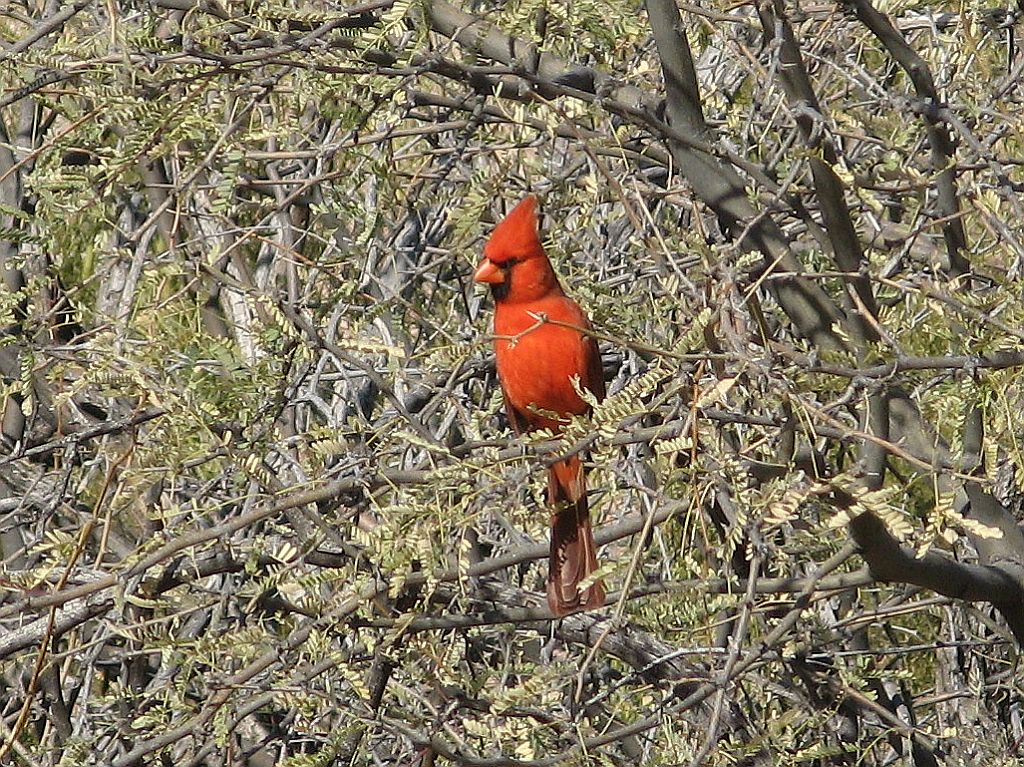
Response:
[473,195,605,432]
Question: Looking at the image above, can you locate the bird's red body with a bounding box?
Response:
[474,196,605,616]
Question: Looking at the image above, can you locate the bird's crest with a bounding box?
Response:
[484,195,544,264]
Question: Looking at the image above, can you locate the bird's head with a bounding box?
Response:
[474,195,556,302]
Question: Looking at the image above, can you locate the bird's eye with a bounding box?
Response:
[503,258,521,268]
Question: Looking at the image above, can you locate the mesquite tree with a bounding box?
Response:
[2,0,1023,764]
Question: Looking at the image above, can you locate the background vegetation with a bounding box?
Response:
[3,0,1024,764]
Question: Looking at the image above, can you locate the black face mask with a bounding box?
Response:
[490,279,510,301]
[488,258,519,302]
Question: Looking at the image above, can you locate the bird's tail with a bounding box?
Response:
[546,455,604,616]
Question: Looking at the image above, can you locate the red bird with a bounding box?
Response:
[474,195,606,616]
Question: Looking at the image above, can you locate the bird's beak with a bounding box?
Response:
[473,258,505,284]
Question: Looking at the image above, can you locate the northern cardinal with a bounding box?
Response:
[474,195,606,616]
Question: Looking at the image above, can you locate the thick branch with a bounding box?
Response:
[643,0,848,352]
[760,0,880,343]
[840,0,969,275]
[849,511,1024,642]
